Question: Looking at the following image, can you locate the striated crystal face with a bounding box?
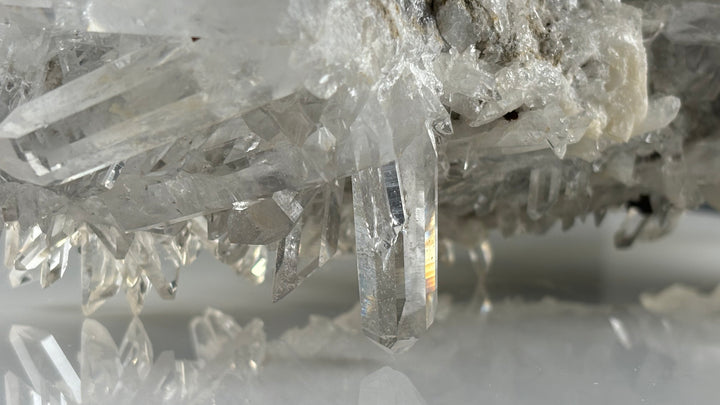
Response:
[0,0,719,350]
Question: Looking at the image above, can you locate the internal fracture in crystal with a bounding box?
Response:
[0,0,719,350]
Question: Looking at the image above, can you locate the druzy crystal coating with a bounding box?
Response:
[1,0,719,352]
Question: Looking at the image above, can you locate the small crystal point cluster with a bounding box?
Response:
[0,0,719,350]
[7,309,267,404]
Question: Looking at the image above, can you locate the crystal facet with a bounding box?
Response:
[9,325,81,403]
[4,371,42,405]
[80,319,121,402]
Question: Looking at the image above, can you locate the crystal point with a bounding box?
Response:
[190,308,242,361]
[0,0,717,354]
[189,308,266,378]
[118,317,154,383]
[81,232,121,315]
[273,180,344,302]
[81,319,120,402]
[9,325,81,403]
[358,367,427,405]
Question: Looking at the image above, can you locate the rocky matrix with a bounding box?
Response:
[0,0,718,350]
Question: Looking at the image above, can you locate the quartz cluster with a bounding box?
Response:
[0,0,719,350]
[6,309,267,404]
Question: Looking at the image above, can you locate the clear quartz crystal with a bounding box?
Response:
[118,317,154,385]
[3,221,21,270]
[347,60,444,350]
[352,157,437,351]
[358,367,427,405]
[189,308,265,372]
[9,325,81,403]
[80,319,121,402]
[80,231,121,315]
[7,310,272,403]
[0,0,718,352]
[4,371,42,405]
[6,294,720,403]
[190,308,243,361]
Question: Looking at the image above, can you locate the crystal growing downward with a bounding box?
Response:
[352,65,444,350]
[1,0,720,351]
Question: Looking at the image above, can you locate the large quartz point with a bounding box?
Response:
[190,308,265,374]
[351,68,443,351]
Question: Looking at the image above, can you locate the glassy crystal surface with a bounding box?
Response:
[9,325,81,403]
[0,0,719,350]
[80,319,120,402]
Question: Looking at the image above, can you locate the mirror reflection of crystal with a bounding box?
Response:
[0,0,718,352]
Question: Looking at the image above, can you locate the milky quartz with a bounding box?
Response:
[0,0,719,351]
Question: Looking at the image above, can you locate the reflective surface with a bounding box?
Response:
[1,211,720,403]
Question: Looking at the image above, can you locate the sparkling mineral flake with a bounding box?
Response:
[0,0,719,355]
